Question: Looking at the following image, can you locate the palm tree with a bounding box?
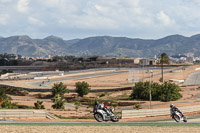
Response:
[158,53,170,82]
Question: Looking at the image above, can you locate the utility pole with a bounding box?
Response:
[149,70,153,109]
[142,58,145,82]
[119,53,121,70]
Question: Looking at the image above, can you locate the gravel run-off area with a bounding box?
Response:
[1,126,200,133]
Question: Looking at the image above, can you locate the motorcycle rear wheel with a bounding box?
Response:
[94,113,103,122]
[111,113,119,122]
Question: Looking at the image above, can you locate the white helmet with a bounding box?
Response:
[101,103,104,108]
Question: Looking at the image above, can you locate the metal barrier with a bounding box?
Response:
[0,110,58,119]
[122,105,200,119]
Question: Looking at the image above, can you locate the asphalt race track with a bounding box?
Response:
[182,72,200,86]
[25,70,128,88]
[1,117,200,124]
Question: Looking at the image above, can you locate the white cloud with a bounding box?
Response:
[76,16,118,30]
[95,5,108,13]
[0,0,12,3]
[17,0,30,13]
[0,14,10,25]
[28,16,45,26]
[1,0,200,39]
[39,0,61,7]
[157,11,175,26]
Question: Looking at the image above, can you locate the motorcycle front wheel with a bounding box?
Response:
[111,113,119,122]
[94,113,103,122]
[183,116,187,122]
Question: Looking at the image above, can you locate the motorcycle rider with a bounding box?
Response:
[94,101,111,116]
[170,104,184,118]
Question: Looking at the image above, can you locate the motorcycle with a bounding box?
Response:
[172,110,187,122]
[93,102,119,122]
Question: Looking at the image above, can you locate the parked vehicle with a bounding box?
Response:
[172,110,187,122]
[93,101,119,122]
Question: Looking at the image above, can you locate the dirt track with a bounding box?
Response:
[1,126,200,133]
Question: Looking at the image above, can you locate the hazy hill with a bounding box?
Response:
[67,34,200,57]
[0,35,70,57]
[0,34,200,57]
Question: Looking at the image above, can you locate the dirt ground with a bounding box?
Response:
[9,84,200,119]
[1,126,200,133]
[2,65,200,121]
[60,66,192,89]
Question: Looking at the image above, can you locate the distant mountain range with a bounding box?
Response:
[0,34,200,57]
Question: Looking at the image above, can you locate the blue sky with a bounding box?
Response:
[0,0,200,40]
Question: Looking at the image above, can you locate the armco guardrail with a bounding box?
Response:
[122,105,200,119]
[0,110,57,119]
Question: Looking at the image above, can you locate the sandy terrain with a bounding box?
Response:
[1,126,200,133]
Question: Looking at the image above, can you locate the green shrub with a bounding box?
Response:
[52,82,69,97]
[34,100,45,109]
[130,81,182,102]
[111,103,118,109]
[133,104,142,110]
[0,88,14,109]
[75,81,91,97]
[5,88,29,96]
[159,82,182,102]
[1,97,13,109]
[0,69,13,75]
[97,93,106,97]
[52,94,66,109]
[16,104,34,109]
[130,81,150,100]
[74,101,81,110]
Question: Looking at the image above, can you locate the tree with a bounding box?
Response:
[130,81,150,100]
[158,53,170,82]
[0,88,13,109]
[130,81,182,102]
[51,82,69,97]
[75,81,91,97]
[159,82,182,102]
[51,94,66,109]
[34,100,45,109]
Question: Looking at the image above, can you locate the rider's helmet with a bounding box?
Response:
[100,103,104,108]
[170,104,174,108]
